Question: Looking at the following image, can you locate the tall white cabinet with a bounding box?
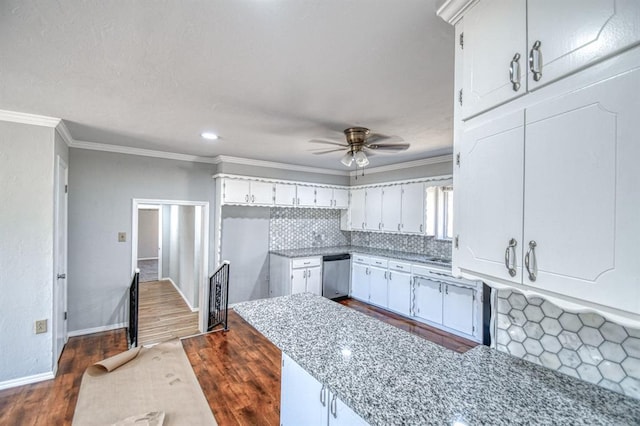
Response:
[439,0,640,326]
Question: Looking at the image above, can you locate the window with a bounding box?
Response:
[432,185,453,240]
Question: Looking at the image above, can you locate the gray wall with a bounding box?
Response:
[221,206,271,304]
[0,122,57,382]
[349,159,453,185]
[161,205,171,278]
[169,205,198,309]
[67,149,215,332]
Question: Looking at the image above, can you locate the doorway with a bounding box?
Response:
[132,199,209,345]
[53,156,68,371]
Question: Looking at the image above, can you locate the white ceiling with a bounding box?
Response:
[0,0,454,170]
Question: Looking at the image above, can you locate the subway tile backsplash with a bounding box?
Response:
[495,289,640,400]
[268,207,452,258]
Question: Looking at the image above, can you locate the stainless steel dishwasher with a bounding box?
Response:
[322,254,351,300]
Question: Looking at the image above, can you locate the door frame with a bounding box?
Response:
[52,155,68,374]
[135,204,163,281]
[131,199,210,333]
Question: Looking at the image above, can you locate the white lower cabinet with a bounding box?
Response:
[281,353,368,426]
[387,269,412,317]
[442,284,475,336]
[269,255,322,297]
[413,277,444,325]
[350,262,370,301]
[368,265,388,308]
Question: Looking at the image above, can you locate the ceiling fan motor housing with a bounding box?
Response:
[344,127,370,149]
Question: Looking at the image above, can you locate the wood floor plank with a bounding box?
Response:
[0,298,478,425]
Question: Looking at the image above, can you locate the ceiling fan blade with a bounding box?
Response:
[367,143,410,152]
[309,139,348,147]
[312,148,347,155]
[366,134,404,144]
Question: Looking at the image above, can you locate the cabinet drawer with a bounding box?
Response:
[292,257,321,269]
[388,260,411,272]
[412,264,451,278]
[369,257,388,268]
[352,254,369,264]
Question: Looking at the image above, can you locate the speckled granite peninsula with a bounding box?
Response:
[234,293,640,425]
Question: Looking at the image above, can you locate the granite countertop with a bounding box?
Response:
[270,245,452,269]
[234,293,640,425]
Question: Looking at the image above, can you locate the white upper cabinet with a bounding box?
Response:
[297,186,316,207]
[457,111,524,285]
[315,187,333,207]
[275,183,297,206]
[462,0,527,119]
[365,187,383,231]
[401,183,425,234]
[350,189,366,231]
[381,186,402,232]
[527,0,640,90]
[333,188,349,209]
[522,67,640,316]
[461,0,640,119]
[222,178,273,205]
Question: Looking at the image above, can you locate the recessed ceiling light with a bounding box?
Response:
[201,132,219,140]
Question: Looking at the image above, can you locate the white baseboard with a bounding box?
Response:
[0,371,55,391]
[67,322,127,338]
[163,277,199,312]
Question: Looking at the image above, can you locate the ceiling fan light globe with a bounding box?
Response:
[340,152,354,167]
[354,151,369,167]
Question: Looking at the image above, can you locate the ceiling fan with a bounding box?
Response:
[310,127,410,168]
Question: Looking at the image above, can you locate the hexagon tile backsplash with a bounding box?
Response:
[495,289,640,399]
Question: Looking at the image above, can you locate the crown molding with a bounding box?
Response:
[54,120,74,147]
[70,140,217,164]
[436,0,477,24]
[212,155,349,176]
[348,154,453,177]
[0,109,61,128]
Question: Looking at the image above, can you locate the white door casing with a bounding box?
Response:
[53,156,68,369]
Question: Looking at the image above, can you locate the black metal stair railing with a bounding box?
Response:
[128,269,140,348]
[208,261,230,331]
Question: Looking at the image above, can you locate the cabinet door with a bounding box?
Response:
[413,277,443,325]
[368,266,388,308]
[250,181,274,205]
[365,187,383,231]
[381,186,402,232]
[523,67,640,315]
[350,263,369,301]
[291,269,307,295]
[462,0,527,119]
[333,188,349,209]
[387,270,412,317]
[350,189,366,231]
[456,111,524,284]
[297,185,316,207]
[305,266,322,296]
[442,284,475,336]
[222,178,251,204]
[330,393,368,426]
[527,0,640,90]
[281,353,327,426]
[275,183,297,206]
[315,187,333,207]
[401,183,425,234]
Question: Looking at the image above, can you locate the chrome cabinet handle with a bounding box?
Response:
[292,197,295,205]
[378,222,382,230]
[384,271,387,279]
[320,384,326,407]
[504,238,518,277]
[251,194,255,203]
[529,40,542,82]
[389,272,392,280]
[57,273,66,279]
[362,222,365,229]
[330,394,337,418]
[525,240,538,282]
[509,53,521,91]
[245,194,249,202]
[445,284,448,295]
[419,224,423,233]
[397,224,401,231]
[439,282,442,293]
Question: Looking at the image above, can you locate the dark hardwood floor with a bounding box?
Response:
[0,298,477,425]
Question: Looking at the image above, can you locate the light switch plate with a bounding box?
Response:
[35,319,47,334]
[118,232,127,242]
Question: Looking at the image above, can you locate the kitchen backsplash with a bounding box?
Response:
[350,231,452,258]
[269,208,350,250]
[495,289,640,399]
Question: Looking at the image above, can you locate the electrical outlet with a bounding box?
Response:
[35,319,47,334]
[118,232,127,242]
